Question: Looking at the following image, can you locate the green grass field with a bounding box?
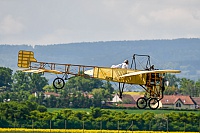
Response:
[48,108,200,114]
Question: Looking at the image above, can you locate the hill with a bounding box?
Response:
[0,38,200,80]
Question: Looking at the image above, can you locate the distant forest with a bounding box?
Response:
[0,38,200,80]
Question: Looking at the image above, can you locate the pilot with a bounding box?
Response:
[122,59,129,69]
[150,65,155,70]
[146,65,155,70]
[111,60,129,69]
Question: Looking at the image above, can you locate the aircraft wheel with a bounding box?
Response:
[148,98,159,110]
[136,97,147,109]
[53,77,65,89]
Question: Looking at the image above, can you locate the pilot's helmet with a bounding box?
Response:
[124,60,129,64]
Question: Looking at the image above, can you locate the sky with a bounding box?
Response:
[0,0,200,45]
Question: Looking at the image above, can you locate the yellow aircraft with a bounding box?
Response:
[17,50,180,110]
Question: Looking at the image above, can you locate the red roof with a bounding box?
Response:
[192,97,200,105]
[161,95,194,105]
[44,92,60,97]
[121,94,136,104]
[130,94,143,101]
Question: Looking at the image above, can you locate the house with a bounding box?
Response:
[107,94,122,106]
[192,97,200,108]
[44,92,61,98]
[160,95,196,109]
[109,93,198,109]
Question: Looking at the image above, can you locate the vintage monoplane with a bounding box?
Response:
[17,50,180,110]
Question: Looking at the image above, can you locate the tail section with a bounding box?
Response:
[18,50,37,68]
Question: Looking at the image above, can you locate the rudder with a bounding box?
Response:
[18,50,37,68]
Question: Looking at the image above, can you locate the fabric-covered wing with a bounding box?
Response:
[120,69,181,77]
[152,70,181,73]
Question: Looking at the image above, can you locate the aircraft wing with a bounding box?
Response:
[22,69,62,74]
[151,69,181,73]
[120,69,181,78]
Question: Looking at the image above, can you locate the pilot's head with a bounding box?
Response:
[124,60,129,64]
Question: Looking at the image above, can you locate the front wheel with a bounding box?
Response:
[136,97,147,109]
[53,77,65,89]
[148,98,159,110]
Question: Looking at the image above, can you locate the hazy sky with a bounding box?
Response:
[0,0,200,45]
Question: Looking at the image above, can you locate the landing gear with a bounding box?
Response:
[148,98,159,110]
[136,97,147,109]
[118,82,125,99]
[53,77,65,89]
[136,97,160,110]
[53,74,69,89]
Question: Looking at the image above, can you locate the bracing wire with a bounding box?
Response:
[135,56,149,70]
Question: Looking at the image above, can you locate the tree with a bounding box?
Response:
[180,78,194,96]
[46,95,57,108]
[64,76,103,92]
[194,79,200,97]
[164,86,178,95]
[29,73,48,92]
[0,67,13,89]
[163,75,200,96]
[92,88,110,107]
[43,84,55,92]
[165,74,180,87]
[12,71,48,92]
[91,107,102,118]
[12,71,31,91]
[102,81,114,94]
[164,74,180,95]
[37,105,47,112]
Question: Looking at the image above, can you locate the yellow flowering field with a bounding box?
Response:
[0,128,199,133]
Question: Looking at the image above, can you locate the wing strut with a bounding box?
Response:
[118,82,125,99]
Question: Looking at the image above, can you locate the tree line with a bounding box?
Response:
[0,67,200,108]
[0,101,199,131]
[0,67,114,108]
[164,74,200,97]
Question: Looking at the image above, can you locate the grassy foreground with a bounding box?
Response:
[47,108,199,114]
[0,128,199,133]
